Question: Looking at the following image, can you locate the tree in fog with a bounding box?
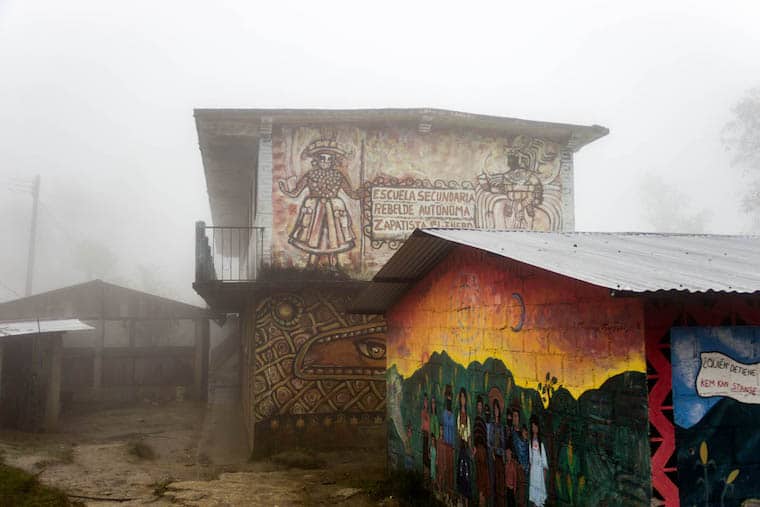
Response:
[134,263,177,299]
[639,174,711,233]
[72,239,119,280]
[723,86,760,229]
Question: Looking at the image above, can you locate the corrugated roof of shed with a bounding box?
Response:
[350,229,760,313]
[0,319,94,338]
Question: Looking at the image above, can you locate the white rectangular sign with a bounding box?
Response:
[370,186,477,240]
[696,351,759,404]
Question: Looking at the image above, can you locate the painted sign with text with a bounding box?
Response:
[696,351,759,403]
[365,179,477,241]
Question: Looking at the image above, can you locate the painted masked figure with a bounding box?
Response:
[279,138,361,269]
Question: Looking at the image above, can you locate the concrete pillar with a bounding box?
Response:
[255,132,273,266]
[44,334,62,431]
[194,319,210,401]
[128,319,135,386]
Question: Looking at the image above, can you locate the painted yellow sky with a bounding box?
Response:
[386,248,646,401]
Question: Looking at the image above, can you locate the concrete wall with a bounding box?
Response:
[385,246,650,506]
[240,286,386,456]
[60,317,206,403]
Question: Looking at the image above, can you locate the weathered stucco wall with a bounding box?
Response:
[241,287,386,456]
[385,246,651,506]
[271,126,573,279]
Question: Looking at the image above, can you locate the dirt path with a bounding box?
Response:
[0,401,387,506]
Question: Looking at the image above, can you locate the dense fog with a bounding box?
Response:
[0,0,758,304]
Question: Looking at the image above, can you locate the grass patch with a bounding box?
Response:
[150,476,173,497]
[126,440,155,460]
[0,463,77,506]
[361,470,443,507]
[268,449,325,469]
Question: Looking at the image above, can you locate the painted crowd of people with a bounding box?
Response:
[418,386,548,507]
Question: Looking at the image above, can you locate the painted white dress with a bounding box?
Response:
[529,438,548,506]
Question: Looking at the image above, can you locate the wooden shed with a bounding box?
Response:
[0,319,93,431]
[0,280,212,404]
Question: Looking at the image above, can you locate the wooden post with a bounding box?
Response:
[44,334,62,431]
[128,319,136,398]
[93,318,104,391]
[0,343,4,405]
[24,175,40,297]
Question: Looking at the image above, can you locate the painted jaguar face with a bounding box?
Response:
[294,322,387,380]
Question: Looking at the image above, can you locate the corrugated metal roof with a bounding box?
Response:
[351,229,760,313]
[0,319,94,338]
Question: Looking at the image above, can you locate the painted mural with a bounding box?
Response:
[386,247,651,506]
[249,289,386,454]
[272,127,566,277]
[671,327,760,507]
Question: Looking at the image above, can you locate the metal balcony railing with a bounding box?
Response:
[195,222,265,282]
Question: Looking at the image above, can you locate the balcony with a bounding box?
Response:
[193,223,267,311]
[193,222,372,312]
[195,222,264,283]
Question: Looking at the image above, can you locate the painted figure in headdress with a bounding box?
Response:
[476,135,561,231]
[279,136,361,269]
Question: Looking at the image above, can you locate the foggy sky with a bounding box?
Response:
[1,0,758,304]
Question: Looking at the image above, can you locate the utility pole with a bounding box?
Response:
[25,175,40,297]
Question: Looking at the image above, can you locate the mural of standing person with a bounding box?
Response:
[405,422,414,470]
[511,408,530,506]
[278,137,361,269]
[421,393,431,480]
[505,446,518,507]
[456,388,473,505]
[474,395,490,506]
[528,415,549,507]
[429,396,440,489]
[441,385,456,494]
[489,398,507,507]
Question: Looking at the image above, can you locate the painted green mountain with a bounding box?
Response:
[387,351,650,507]
[676,397,760,507]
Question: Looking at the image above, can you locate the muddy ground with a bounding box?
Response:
[0,401,389,506]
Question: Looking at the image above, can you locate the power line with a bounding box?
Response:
[1,176,35,194]
[39,201,82,244]
[0,279,21,298]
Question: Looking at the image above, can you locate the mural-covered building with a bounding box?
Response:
[191,109,608,455]
[353,229,760,507]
